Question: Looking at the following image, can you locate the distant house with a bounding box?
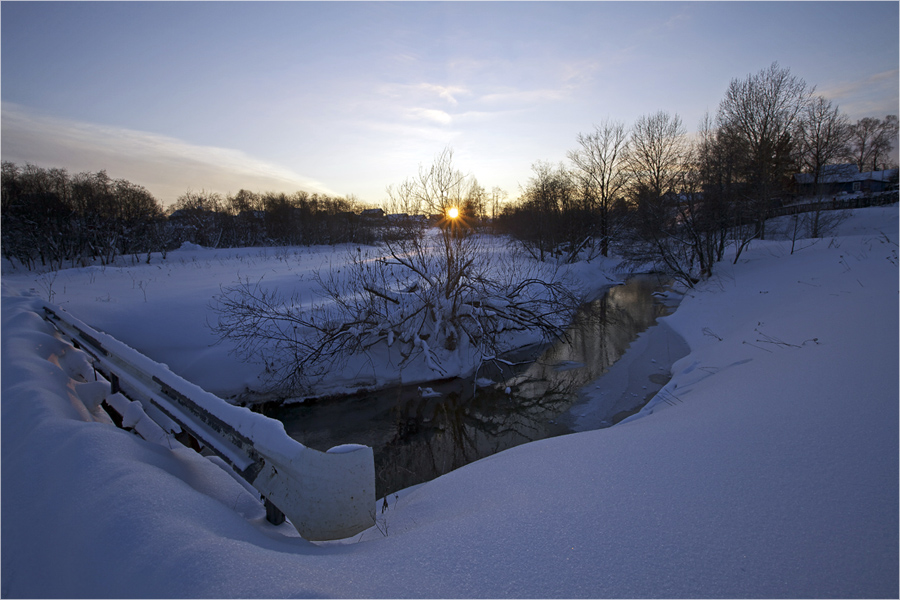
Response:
[360,208,385,220]
[794,164,899,197]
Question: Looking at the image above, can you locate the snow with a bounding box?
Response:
[2,206,898,598]
[417,386,442,398]
[9,239,610,401]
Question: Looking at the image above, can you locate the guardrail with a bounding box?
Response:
[42,303,376,541]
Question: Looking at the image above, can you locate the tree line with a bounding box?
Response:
[167,188,378,249]
[1,163,167,270]
[496,62,898,285]
[1,164,388,270]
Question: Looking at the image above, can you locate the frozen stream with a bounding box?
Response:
[262,274,688,499]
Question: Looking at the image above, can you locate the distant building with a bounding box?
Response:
[794,164,898,196]
[360,208,385,220]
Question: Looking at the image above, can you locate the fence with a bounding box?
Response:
[766,191,899,220]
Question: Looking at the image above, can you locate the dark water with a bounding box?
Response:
[263,274,682,499]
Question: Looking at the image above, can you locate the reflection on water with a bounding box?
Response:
[504,275,668,401]
[263,274,681,499]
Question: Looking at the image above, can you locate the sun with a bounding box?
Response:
[448,207,459,219]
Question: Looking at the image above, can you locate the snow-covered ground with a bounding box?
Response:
[2,206,897,598]
[0,237,618,402]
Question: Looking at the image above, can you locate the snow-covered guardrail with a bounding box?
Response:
[42,303,375,541]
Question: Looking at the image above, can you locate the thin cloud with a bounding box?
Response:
[406,107,454,126]
[818,70,899,118]
[0,103,337,205]
[559,60,603,87]
[418,83,469,106]
[363,117,461,143]
[819,70,897,98]
[378,82,470,106]
[403,106,503,128]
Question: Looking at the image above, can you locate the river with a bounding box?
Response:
[262,274,688,499]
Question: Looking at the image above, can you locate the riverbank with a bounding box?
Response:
[2,205,897,597]
[563,318,690,430]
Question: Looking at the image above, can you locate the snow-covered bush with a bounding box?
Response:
[212,147,581,395]
[211,229,580,395]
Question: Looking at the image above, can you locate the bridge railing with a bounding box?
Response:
[42,303,376,541]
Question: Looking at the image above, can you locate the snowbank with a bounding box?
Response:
[2,206,897,597]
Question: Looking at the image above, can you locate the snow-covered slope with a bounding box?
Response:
[2,206,897,598]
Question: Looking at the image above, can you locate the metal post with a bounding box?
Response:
[264,498,286,526]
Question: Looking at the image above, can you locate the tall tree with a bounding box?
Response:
[489,186,507,223]
[628,111,689,202]
[797,95,851,196]
[871,115,899,171]
[693,112,741,268]
[717,62,813,237]
[846,117,880,173]
[844,115,898,172]
[462,178,487,224]
[518,161,587,262]
[415,147,469,216]
[568,119,630,256]
[621,111,703,285]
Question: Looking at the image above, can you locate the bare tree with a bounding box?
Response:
[462,178,487,226]
[115,178,164,264]
[871,115,899,170]
[620,110,758,284]
[385,178,422,216]
[170,190,226,248]
[794,96,852,238]
[225,189,265,247]
[1,162,71,269]
[619,111,703,286]
[414,147,468,216]
[213,240,578,394]
[627,111,689,201]
[687,113,740,274]
[568,119,630,256]
[490,186,507,222]
[717,62,813,238]
[504,161,592,263]
[845,115,898,172]
[846,117,880,173]
[227,189,262,215]
[797,96,851,196]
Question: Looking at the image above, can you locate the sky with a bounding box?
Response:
[2,1,898,208]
